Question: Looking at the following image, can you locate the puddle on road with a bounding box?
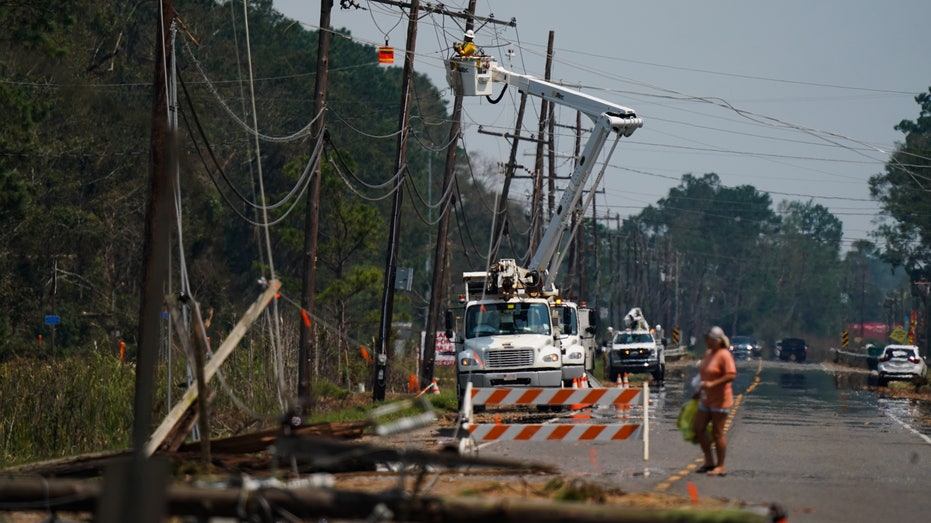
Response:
[827,364,931,436]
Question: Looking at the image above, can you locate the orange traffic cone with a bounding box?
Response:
[416,378,440,397]
[616,374,623,388]
[571,375,592,412]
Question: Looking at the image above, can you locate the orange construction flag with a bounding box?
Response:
[360,346,373,364]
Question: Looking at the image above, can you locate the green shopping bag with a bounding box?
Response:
[677,398,708,444]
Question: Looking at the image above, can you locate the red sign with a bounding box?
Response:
[434,331,456,366]
[849,322,889,339]
[420,331,456,366]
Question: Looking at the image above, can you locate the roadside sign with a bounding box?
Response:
[395,267,413,291]
[841,330,849,348]
[889,326,907,344]
[44,315,61,325]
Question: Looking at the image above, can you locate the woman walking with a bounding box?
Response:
[694,326,737,476]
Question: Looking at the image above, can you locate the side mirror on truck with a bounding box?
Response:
[444,309,456,340]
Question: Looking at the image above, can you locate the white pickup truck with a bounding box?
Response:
[605,308,666,382]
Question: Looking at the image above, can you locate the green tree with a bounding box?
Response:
[314,158,384,389]
[631,173,777,337]
[767,200,843,336]
[869,87,931,280]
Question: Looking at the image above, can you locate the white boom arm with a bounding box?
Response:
[446,57,643,292]
[490,64,643,290]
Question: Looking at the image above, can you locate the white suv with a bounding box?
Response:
[876,344,927,387]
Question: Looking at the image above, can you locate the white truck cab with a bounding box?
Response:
[456,297,563,396]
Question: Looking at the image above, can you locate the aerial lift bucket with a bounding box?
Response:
[445,58,494,96]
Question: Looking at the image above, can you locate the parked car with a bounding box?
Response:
[776,337,808,362]
[730,335,762,360]
[876,344,927,386]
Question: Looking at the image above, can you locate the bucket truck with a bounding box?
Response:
[607,307,666,382]
[443,52,643,405]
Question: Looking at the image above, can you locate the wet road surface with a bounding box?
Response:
[477,359,931,521]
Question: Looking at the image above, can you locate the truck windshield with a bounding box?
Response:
[614,332,654,344]
[465,302,551,338]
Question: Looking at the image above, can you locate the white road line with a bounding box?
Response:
[886,410,931,445]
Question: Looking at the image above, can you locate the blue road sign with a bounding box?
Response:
[45,315,61,325]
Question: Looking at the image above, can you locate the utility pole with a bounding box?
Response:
[420,0,476,390]
[615,213,621,328]
[674,251,681,333]
[532,31,555,227]
[565,111,583,299]
[362,1,514,394]
[545,31,557,220]
[298,0,332,417]
[105,3,175,522]
[374,0,420,402]
[663,236,671,330]
[591,189,598,307]
[360,4,515,268]
[492,94,529,264]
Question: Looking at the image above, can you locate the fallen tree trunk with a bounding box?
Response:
[0,476,779,522]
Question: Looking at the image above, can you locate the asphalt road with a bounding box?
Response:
[473,359,931,522]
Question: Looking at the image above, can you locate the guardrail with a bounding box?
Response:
[665,345,688,360]
[830,347,876,370]
[458,382,650,460]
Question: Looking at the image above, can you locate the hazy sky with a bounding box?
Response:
[271,0,930,249]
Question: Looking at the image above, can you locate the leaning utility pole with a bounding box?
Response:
[298,0,333,417]
[420,0,476,390]
[374,0,420,402]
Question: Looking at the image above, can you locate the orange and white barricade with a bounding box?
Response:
[459,382,650,461]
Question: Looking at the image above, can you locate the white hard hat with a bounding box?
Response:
[464,29,475,39]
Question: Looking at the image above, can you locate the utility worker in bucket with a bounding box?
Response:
[454,29,477,57]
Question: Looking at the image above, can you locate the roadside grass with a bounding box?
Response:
[0,353,135,466]
[0,354,462,467]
